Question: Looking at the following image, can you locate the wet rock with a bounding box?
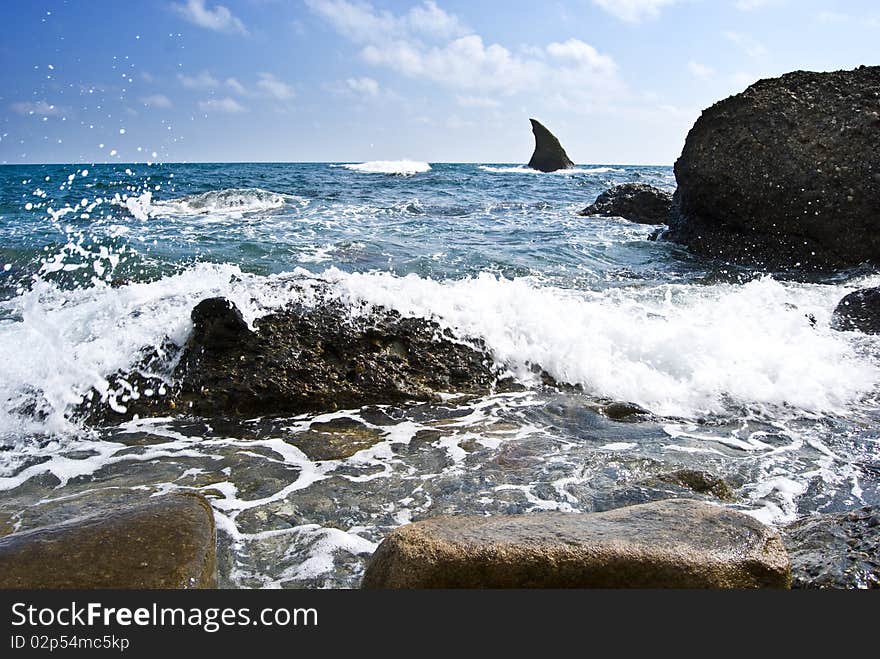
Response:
[665,66,880,269]
[81,292,508,423]
[600,401,652,422]
[0,493,216,588]
[655,469,736,501]
[287,417,383,461]
[362,498,790,588]
[527,118,574,172]
[784,506,880,589]
[831,287,880,334]
[579,184,672,225]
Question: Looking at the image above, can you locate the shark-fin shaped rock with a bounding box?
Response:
[527,118,574,172]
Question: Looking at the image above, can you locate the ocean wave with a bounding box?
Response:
[123,188,292,220]
[1,265,876,439]
[334,160,431,176]
[479,166,624,175]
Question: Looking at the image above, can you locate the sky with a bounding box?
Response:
[0,0,878,165]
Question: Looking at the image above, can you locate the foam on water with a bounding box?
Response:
[479,165,625,175]
[124,188,291,221]
[335,160,432,176]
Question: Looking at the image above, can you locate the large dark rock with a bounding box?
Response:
[361,499,790,588]
[0,493,216,588]
[784,507,880,589]
[579,183,672,224]
[665,66,880,269]
[527,118,574,172]
[831,287,880,334]
[81,290,508,422]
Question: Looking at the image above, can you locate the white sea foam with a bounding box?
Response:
[335,160,431,176]
[478,165,624,175]
[122,188,291,220]
[321,269,880,418]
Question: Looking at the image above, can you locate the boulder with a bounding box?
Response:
[665,66,880,269]
[579,184,672,224]
[527,118,574,172]
[81,292,509,423]
[361,498,790,588]
[0,493,216,588]
[785,507,880,589]
[831,287,880,334]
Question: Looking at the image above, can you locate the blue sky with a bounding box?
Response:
[1,0,878,165]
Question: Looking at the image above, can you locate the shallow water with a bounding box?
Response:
[0,161,878,587]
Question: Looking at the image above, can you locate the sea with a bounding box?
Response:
[0,160,878,587]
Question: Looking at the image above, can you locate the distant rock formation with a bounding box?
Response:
[579,183,672,224]
[664,66,880,269]
[527,118,574,172]
[361,499,791,588]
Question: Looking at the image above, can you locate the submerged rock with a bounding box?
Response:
[361,499,790,588]
[0,493,216,588]
[287,417,384,461]
[665,66,880,269]
[527,118,574,172]
[654,469,736,501]
[785,507,880,589]
[81,292,508,423]
[831,287,880,334]
[579,184,672,225]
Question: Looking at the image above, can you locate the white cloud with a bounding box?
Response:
[456,95,500,108]
[815,10,849,23]
[309,1,621,103]
[305,0,467,43]
[140,94,173,108]
[225,77,247,95]
[346,77,380,96]
[724,31,768,57]
[687,60,715,79]
[10,100,65,116]
[592,0,683,22]
[735,0,785,10]
[178,71,220,89]
[171,0,248,35]
[255,73,295,100]
[198,97,247,113]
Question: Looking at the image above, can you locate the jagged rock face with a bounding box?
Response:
[361,499,791,588]
[579,183,672,224]
[80,293,510,423]
[527,118,574,172]
[0,493,216,589]
[832,287,880,334]
[785,507,880,589]
[666,66,880,269]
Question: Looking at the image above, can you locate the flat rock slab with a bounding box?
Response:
[0,493,216,589]
[362,499,790,588]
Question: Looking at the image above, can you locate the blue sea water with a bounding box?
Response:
[0,161,878,587]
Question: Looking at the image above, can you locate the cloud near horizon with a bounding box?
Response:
[171,0,248,35]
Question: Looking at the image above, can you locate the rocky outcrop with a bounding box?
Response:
[81,292,509,423]
[361,499,790,588]
[665,66,880,269]
[579,184,672,224]
[527,118,574,172]
[0,493,216,588]
[831,287,880,334]
[785,507,880,589]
